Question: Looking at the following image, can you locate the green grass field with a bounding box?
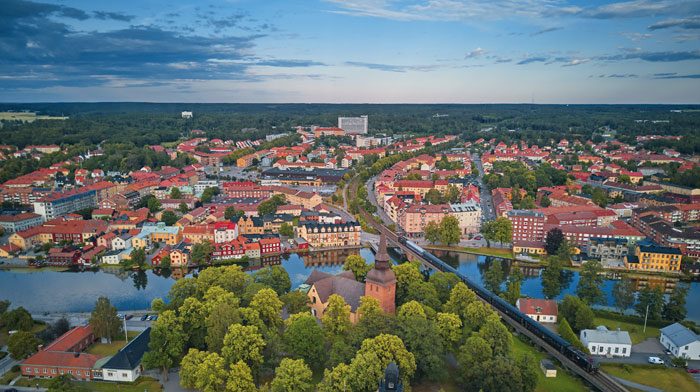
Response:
[601,363,700,392]
[427,245,514,258]
[593,316,660,345]
[512,336,589,392]
[86,330,142,356]
[15,376,162,391]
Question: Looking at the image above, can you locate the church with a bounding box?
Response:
[304,233,397,322]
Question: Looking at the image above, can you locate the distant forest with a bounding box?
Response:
[1,103,699,154]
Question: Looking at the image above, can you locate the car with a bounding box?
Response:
[688,368,699,374]
[117,314,124,320]
[5,388,19,392]
[125,314,133,320]
[140,314,149,321]
[151,315,158,321]
[648,357,664,365]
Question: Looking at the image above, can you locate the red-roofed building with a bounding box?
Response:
[516,298,558,323]
[259,237,281,255]
[22,326,103,380]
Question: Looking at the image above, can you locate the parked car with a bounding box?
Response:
[140,314,149,321]
[125,314,133,320]
[117,314,124,320]
[687,368,699,374]
[151,315,158,321]
[648,357,664,365]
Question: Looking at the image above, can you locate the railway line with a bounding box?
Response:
[349,176,628,392]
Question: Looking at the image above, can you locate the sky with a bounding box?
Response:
[1,0,699,103]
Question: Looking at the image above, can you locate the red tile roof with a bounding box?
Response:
[518,298,558,316]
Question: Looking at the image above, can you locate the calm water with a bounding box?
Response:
[1,248,697,322]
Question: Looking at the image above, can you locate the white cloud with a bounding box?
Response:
[465,47,486,59]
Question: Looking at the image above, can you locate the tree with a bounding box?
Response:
[161,210,177,225]
[560,295,594,332]
[483,260,504,294]
[398,308,446,381]
[391,262,423,305]
[130,247,146,267]
[253,266,292,296]
[271,358,313,392]
[7,330,41,360]
[618,174,631,184]
[481,220,495,248]
[558,317,586,352]
[343,255,372,282]
[663,283,690,322]
[544,227,564,255]
[191,240,213,265]
[576,260,605,305]
[436,312,462,349]
[206,301,240,354]
[89,297,121,343]
[227,360,258,392]
[492,217,512,246]
[357,296,393,341]
[540,194,552,207]
[591,186,610,207]
[279,223,294,237]
[143,310,187,381]
[477,314,512,357]
[250,288,284,331]
[0,299,10,315]
[612,276,636,313]
[426,189,443,205]
[424,221,440,245]
[503,265,525,305]
[179,201,190,213]
[443,282,477,323]
[284,314,326,368]
[281,291,310,315]
[179,297,207,350]
[520,195,536,209]
[446,185,461,203]
[322,295,352,340]
[170,187,182,199]
[317,363,352,392]
[439,216,460,246]
[0,306,33,331]
[222,324,265,377]
[160,255,171,269]
[541,256,563,299]
[47,374,78,392]
[225,206,244,220]
[352,334,416,390]
[429,272,460,304]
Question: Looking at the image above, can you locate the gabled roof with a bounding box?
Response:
[304,270,365,311]
[660,323,699,347]
[102,328,151,370]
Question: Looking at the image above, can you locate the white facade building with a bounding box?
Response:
[182,111,193,119]
[580,326,632,357]
[194,180,220,194]
[660,323,700,360]
[338,115,368,134]
[101,328,151,382]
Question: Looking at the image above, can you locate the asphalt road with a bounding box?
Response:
[472,152,496,222]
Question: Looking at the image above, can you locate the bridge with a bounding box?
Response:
[350,176,628,392]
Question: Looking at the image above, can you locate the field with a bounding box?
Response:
[511,336,589,392]
[0,111,68,122]
[601,363,700,392]
[0,322,48,347]
[86,330,141,356]
[427,245,514,258]
[593,316,660,345]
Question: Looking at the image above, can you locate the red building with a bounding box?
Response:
[259,237,281,255]
[505,210,545,243]
[222,182,272,198]
[22,326,104,380]
[47,247,81,266]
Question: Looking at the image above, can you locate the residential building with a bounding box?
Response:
[588,238,629,262]
[449,202,481,235]
[214,222,239,244]
[47,247,81,265]
[0,212,43,233]
[297,221,361,247]
[237,215,264,235]
[516,298,557,323]
[270,186,323,208]
[513,241,546,255]
[259,237,281,254]
[33,188,97,221]
[263,214,294,232]
[506,210,545,243]
[21,326,104,380]
[625,244,682,272]
[194,180,220,194]
[212,239,246,260]
[398,204,452,236]
[580,326,632,357]
[101,250,123,265]
[100,328,151,382]
[111,234,133,251]
[338,115,368,134]
[659,323,700,360]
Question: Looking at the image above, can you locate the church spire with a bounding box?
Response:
[374,233,390,269]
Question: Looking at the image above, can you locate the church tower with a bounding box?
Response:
[365,233,397,314]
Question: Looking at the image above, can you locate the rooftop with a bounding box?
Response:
[660,323,699,347]
[581,327,632,345]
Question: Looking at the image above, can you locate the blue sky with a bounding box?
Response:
[1,0,699,103]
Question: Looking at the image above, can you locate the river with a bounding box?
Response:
[0,248,697,322]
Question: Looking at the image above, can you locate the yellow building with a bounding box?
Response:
[513,241,547,255]
[237,216,264,235]
[625,245,682,272]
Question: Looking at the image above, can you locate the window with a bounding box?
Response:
[122,373,128,377]
[615,347,619,354]
[76,371,81,376]
[26,368,32,373]
[35,368,39,373]
[43,369,48,373]
[622,348,627,354]
[52,369,56,374]
[68,370,73,375]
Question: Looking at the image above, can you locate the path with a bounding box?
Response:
[612,376,666,392]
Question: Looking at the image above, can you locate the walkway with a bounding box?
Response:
[612,376,666,392]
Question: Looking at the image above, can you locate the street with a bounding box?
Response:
[471,152,496,223]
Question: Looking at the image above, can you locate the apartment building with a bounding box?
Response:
[506,210,545,243]
[625,244,682,272]
[398,204,452,236]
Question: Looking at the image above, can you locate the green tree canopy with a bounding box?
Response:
[270,358,314,392]
[89,297,121,343]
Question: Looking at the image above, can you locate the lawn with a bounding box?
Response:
[0,370,20,385]
[15,376,162,391]
[511,336,589,392]
[593,316,660,345]
[427,245,513,258]
[86,330,142,356]
[601,363,700,392]
[0,322,48,347]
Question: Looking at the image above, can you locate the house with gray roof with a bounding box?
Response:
[304,270,366,323]
[660,323,700,360]
[580,326,632,357]
[101,327,151,382]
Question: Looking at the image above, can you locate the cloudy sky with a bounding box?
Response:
[2,0,699,103]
